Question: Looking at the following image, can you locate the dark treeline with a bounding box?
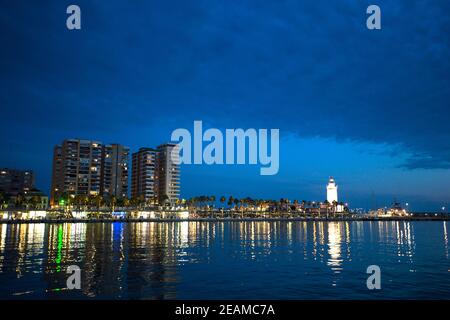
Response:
[186,195,347,213]
[0,190,47,210]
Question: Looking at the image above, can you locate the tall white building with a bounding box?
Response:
[51,139,130,205]
[102,144,130,199]
[131,147,157,202]
[156,143,180,205]
[130,144,181,206]
[51,139,103,205]
[326,177,338,204]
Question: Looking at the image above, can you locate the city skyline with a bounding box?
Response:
[1,1,450,211]
[2,136,446,212]
[3,115,450,211]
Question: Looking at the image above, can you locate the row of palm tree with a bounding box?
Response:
[0,191,45,210]
[185,195,347,213]
[2,190,347,215]
[56,192,173,212]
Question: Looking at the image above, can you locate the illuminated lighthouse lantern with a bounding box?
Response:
[326,177,338,204]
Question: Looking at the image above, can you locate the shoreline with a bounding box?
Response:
[1,216,450,224]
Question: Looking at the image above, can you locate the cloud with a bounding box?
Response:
[1,0,450,174]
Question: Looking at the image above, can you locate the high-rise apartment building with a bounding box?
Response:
[102,144,130,199]
[131,147,157,203]
[51,139,181,207]
[0,168,35,196]
[51,139,102,204]
[51,139,129,205]
[156,143,180,205]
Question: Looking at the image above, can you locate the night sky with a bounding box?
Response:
[1,1,450,211]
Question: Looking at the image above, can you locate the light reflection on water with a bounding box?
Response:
[0,221,449,299]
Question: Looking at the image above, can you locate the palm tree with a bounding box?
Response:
[259,199,266,214]
[292,199,299,216]
[186,198,192,208]
[202,195,208,209]
[73,194,82,212]
[232,198,239,217]
[4,193,11,210]
[138,195,146,209]
[219,196,226,213]
[88,194,103,216]
[15,193,25,209]
[160,194,170,207]
[299,200,305,214]
[0,191,6,210]
[332,200,338,215]
[245,197,254,212]
[80,195,89,211]
[145,197,153,208]
[239,199,245,218]
[228,196,234,208]
[110,195,117,213]
[116,197,124,208]
[123,197,130,208]
[210,195,216,208]
[130,196,139,208]
[30,195,42,210]
[277,199,283,215]
[23,195,31,212]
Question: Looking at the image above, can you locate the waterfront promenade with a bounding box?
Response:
[1,214,449,224]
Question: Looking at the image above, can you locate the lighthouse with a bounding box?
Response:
[326,177,338,204]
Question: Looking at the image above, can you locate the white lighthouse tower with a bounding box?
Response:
[326,177,338,204]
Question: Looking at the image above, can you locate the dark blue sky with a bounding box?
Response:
[1,1,450,210]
